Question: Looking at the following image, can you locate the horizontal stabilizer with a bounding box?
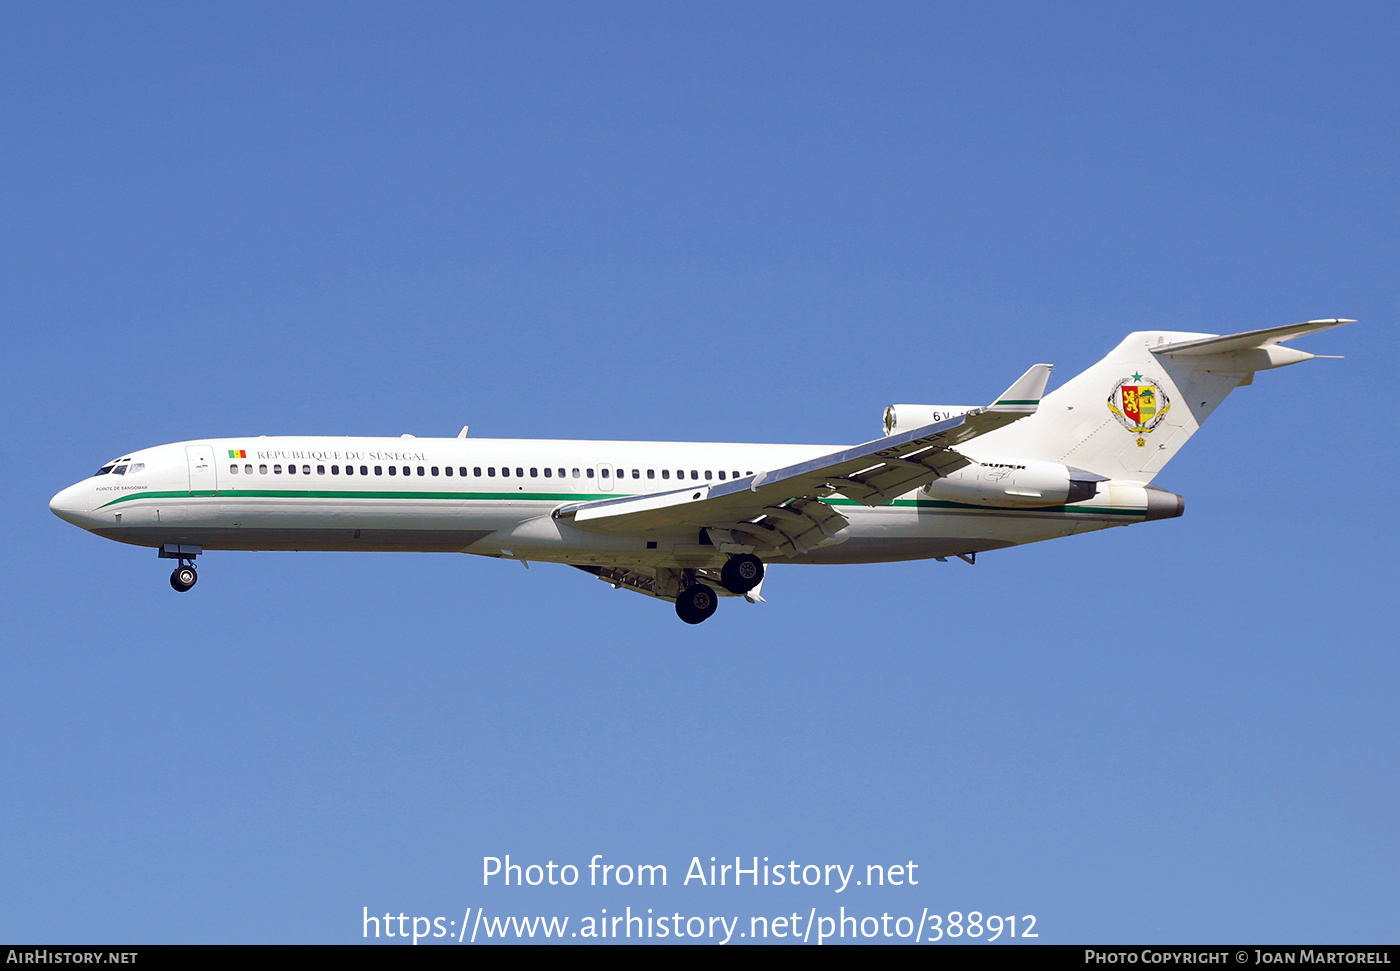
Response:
[1153,319,1353,357]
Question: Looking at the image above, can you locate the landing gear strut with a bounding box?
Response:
[159,543,203,594]
[675,584,718,625]
[720,554,765,595]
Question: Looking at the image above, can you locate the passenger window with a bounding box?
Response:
[601,468,609,478]
[704,470,711,479]
[633,469,640,479]
[287,465,296,475]
[648,469,655,479]
[558,468,565,477]
[431,466,439,476]
[488,467,496,477]
[316,465,324,474]
[662,470,670,479]
[417,466,425,476]
[586,468,594,478]
[402,466,410,476]
[690,470,698,480]
[332,465,339,475]
[530,468,538,477]
[718,471,726,480]
[515,467,523,477]
[572,468,580,478]
[543,467,552,477]
[246,464,254,474]
[361,466,369,475]
[502,467,510,477]
[230,464,239,474]
[260,465,268,474]
[274,465,283,474]
[373,466,382,475]
[388,466,397,476]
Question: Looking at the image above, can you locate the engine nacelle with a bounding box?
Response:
[923,457,1104,508]
[882,404,978,436]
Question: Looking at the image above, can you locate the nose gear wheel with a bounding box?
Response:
[170,565,197,592]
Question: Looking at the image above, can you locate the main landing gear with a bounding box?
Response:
[159,543,203,593]
[720,553,764,595]
[674,555,766,624]
[675,584,718,625]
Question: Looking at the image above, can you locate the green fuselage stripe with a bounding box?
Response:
[97,489,591,507]
[96,489,1141,517]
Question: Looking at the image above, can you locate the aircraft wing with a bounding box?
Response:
[553,364,1052,556]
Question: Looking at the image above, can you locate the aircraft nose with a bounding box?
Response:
[49,482,90,526]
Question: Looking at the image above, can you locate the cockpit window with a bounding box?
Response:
[111,465,127,475]
[127,463,144,474]
[95,464,115,475]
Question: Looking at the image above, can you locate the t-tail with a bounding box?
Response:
[963,319,1351,483]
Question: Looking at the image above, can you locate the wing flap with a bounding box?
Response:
[707,496,851,557]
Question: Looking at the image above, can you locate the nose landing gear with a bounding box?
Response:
[170,564,198,592]
[159,543,203,593]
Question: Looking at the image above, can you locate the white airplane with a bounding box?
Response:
[50,319,1348,623]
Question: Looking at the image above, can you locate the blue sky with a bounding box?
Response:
[3,2,1397,944]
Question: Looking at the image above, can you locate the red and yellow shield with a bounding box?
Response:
[1108,377,1171,445]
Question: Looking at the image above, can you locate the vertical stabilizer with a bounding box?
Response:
[972,320,1350,482]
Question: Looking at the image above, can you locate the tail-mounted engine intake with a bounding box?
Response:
[882,404,978,436]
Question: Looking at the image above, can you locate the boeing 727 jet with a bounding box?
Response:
[50,320,1348,623]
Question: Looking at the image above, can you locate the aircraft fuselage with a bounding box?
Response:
[49,434,1166,568]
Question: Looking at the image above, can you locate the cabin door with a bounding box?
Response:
[186,445,217,494]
